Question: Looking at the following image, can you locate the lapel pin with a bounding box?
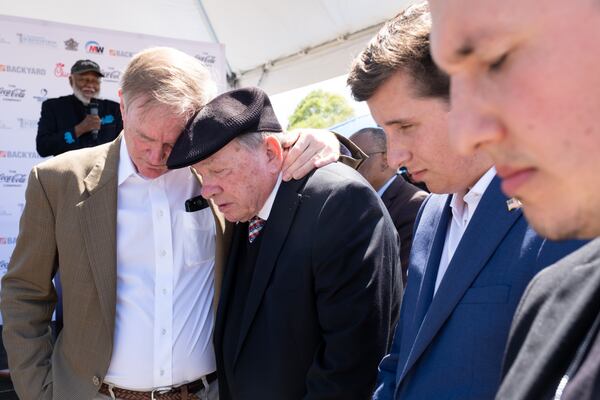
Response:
[506,197,522,211]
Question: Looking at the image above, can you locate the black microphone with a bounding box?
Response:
[89,102,99,140]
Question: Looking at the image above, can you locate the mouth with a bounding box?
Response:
[496,165,536,197]
[217,202,231,212]
[408,168,426,182]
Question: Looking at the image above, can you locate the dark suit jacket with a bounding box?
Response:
[380,176,428,282]
[373,176,585,400]
[36,94,122,157]
[214,163,402,400]
[496,238,600,400]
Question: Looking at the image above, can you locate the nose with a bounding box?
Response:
[147,144,168,165]
[449,75,504,156]
[385,132,412,170]
[200,182,221,199]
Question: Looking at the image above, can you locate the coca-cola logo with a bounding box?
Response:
[0,85,26,102]
[195,52,217,66]
[0,171,27,187]
[101,68,122,83]
[54,62,69,78]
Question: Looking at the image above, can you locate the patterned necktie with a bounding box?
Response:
[248,216,265,243]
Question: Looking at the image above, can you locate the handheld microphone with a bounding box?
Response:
[89,102,99,140]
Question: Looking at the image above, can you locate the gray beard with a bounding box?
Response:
[72,87,100,105]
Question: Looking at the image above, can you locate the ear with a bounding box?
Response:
[264,135,284,172]
[68,75,74,88]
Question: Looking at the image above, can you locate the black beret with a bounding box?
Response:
[167,86,282,169]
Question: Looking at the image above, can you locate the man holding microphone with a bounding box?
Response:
[36,59,122,157]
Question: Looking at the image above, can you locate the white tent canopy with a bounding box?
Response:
[1,0,415,94]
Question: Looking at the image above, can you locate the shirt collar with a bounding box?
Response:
[377,174,398,197]
[257,173,283,221]
[118,138,141,186]
[450,166,496,221]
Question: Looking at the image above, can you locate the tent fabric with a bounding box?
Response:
[1,0,415,93]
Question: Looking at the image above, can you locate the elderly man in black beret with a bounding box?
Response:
[167,87,402,400]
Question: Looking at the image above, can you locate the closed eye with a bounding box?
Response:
[489,53,508,72]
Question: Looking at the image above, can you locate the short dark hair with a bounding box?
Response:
[347,2,449,102]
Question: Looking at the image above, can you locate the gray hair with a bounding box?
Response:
[236,131,286,151]
[120,47,216,119]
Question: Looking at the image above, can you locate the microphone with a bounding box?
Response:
[89,102,99,140]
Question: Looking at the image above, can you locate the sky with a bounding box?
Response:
[270,74,371,129]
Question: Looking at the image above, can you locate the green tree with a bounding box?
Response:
[287,89,355,130]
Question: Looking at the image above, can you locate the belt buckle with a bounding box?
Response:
[151,386,174,400]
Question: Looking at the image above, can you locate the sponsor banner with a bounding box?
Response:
[0,13,226,287]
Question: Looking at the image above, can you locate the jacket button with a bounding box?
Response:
[92,376,100,386]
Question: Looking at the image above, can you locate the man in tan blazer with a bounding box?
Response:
[0,47,352,400]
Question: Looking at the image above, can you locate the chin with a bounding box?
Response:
[523,206,592,241]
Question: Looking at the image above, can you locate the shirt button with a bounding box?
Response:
[160,369,165,376]
[160,250,166,257]
[92,376,100,386]
[162,288,167,295]
[161,328,167,335]
[158,210,164,217]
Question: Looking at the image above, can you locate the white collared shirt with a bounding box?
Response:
[104,139,216,390]
[434,167,496,294]
[377,174,398,197]
[256,173,283,221]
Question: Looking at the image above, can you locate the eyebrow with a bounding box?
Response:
[382,118,413,126]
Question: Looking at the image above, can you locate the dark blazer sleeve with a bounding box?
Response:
[305,179,402,399]
[382,180,428,282]
[36,99,79,157]
[373,195,430,400]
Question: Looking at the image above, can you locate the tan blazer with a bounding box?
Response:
[0,136,232,400]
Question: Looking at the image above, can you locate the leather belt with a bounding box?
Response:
[98,372,217,400]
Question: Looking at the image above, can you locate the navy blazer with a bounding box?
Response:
[373,176,586,400]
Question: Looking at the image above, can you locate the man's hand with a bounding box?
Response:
[281,129,340,181]
[74,115,101,137]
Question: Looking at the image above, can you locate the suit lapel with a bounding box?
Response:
[381,177,400,208]
[396,194,451,380]
[76,138,120,337]
[214,222,244,350]
[399,177,522,382]
[233,176,307,365]
[192,167,233,313]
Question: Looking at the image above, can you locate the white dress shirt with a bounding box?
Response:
[434,167,496,294]
[257,173,283,221]
[104,139,216,390]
